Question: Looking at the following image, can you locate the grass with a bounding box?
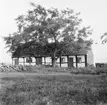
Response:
[0,73,107,105]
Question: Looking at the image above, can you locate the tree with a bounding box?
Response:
[4,3,92,67]
[101,32,107,44]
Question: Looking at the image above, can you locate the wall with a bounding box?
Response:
[13,51,94,67]
[87,49,94,65]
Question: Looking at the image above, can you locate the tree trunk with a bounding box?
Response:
[52,57,57,67]
[52,43,57,67]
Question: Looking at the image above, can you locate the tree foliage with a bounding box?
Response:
[4,3,93,66]
[101,32,107,44]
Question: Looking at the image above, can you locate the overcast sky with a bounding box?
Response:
[0,0,107,64]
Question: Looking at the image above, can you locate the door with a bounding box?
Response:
[36,57,42,65]
[68,57,74,67]
[15,58,19,65]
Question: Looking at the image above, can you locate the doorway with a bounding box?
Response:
[36,57,42,65]
[68,57,74,67]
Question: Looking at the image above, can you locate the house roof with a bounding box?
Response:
[12,41,90,58]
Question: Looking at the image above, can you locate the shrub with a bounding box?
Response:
[0,63,107,75]
[69,66,107,75]
[0,64,33,72]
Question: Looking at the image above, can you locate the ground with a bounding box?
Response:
[0,58,106,105]
[0,71,106,105]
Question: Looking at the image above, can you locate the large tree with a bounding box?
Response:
[4,3,92,67]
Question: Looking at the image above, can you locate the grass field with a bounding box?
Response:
[0,72,107,105]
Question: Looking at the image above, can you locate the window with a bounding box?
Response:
[26,57,32,63]
[61,58,65,63]
[77,57,82,63]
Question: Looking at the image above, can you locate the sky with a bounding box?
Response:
[0,0,107,64]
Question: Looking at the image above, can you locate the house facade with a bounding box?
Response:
[12,47,94,67]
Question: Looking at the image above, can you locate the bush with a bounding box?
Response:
[69,66,107,75]
[0,64,33,72]
[0,63,107,75]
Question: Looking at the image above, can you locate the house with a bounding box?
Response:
[12,46,94,68]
